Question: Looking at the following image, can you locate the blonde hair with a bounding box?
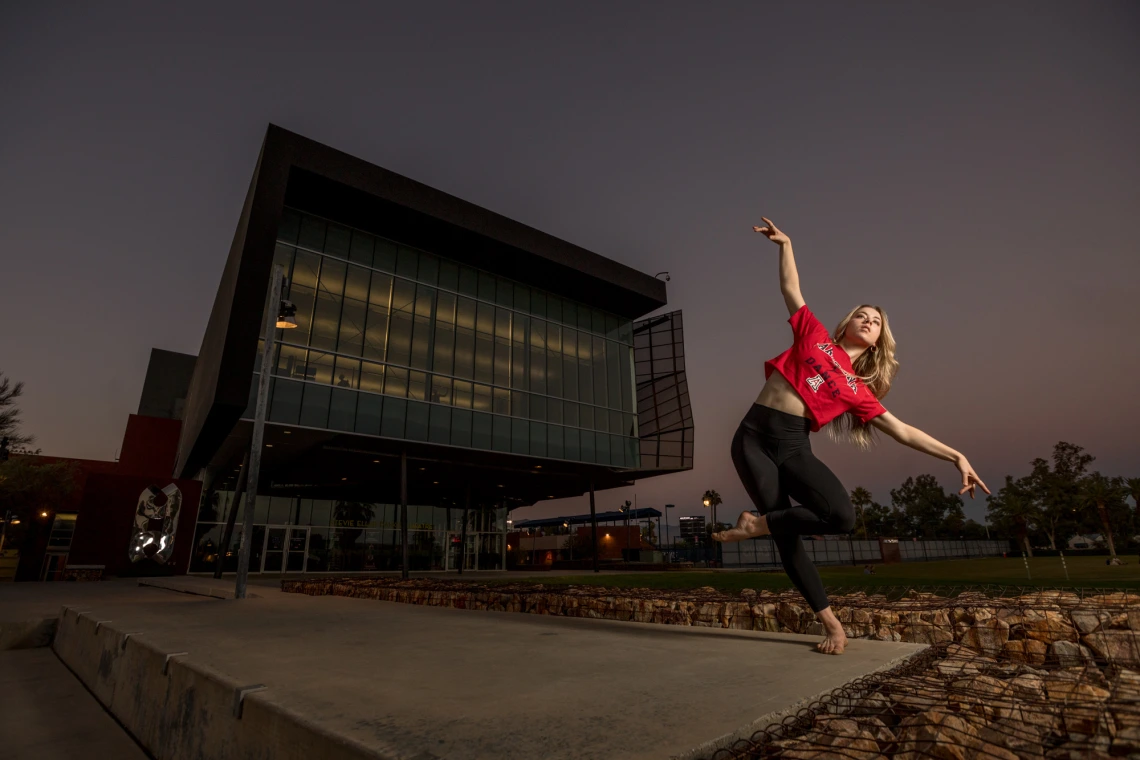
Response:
[824,304,900,450]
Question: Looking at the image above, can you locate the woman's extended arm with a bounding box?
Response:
[870,411,991,499]
[754,217,805,317]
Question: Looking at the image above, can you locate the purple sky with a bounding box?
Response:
[2,2,1137,528]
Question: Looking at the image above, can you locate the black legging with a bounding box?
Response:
[731,403,856,612]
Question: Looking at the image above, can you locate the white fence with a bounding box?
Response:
[720,537,1010,567]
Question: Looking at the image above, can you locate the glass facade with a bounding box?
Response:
[246,209,640,468]
[190,490,507,573]
[633,311,694,470]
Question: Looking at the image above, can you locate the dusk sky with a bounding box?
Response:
[2,2,1137,529]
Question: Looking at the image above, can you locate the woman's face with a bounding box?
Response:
[845,307,882,348]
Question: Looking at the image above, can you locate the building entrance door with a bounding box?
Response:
[444,532,477,571]
[261,526,309,573]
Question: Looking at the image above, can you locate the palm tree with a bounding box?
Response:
[850,487,873,538]
[701,489,722,532]
[1081,474,1125,560]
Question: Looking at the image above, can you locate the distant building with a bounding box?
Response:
[679,515,706,543]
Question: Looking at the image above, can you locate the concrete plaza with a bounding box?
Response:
[1,577,925,759]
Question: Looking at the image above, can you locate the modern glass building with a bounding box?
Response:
[176,125,693,575]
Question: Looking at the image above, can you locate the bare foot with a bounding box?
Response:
[816,612,847,655]
[712,511,768,543]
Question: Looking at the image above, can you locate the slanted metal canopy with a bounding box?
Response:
[632,310,693,474]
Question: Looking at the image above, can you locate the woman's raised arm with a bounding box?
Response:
[754,217,805,316]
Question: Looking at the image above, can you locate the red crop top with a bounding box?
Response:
[763,304,887,432]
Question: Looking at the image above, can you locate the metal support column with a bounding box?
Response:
[589,480,598,573]
[214,451,249,579]
[400,450,409,579]
[459,483,469,575]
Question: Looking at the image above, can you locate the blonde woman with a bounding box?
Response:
[713,218,990,655]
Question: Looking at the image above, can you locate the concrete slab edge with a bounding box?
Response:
[668,645,930,760]
[51,606,396,760]
[0,616,57,650]
[137,577,260,599]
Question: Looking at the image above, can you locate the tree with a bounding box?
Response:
[862,501,892,537]
[1026,442,1095,550]
[0,457,81,556]
[701,489,723,530]
[1080,474,1128,560]
[1127,477,1140,530]
[986,475,1039,556]
[850,487,872,538]
[890,475,963,539]
[0,372,34,449]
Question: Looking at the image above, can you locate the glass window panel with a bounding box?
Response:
[328,388,357,431]
[410,285,435,370]
[405,401,429,441]
[269,379,302,424]
[290,250,321,343]
[334,356,360,389]
[627,437,640,468]
[546,296,562,326]
[418,252,439,285]
[495,279,513,307]
[363,272,392,361]
[493,387,510,416]
[511,418,528,454]
[450,408,473,448]
[471,411,493,449]
[310,259,346,350]
[609,434,625,467]
[595,432,610,465]
[528,421,546,457]
[360,362,385,393]
[609,409,623,434]
[349,230,374,265]
[453,329,475,380]
[477,271,496,301]
[438,260,459,291]
[408,371,428,401]
[473,383,492,412]
[513,284,529,313]
[453,380,473,408]
[547,424,563,459]
[324,224,352,258]
[474,333,494,384]
[492,414,510,452]
[528,321,546,395]
[493,334,511,387]
[306,350,335,385]
[458,266,478,296]
[384,366,408,398]
[338,267,370,355]
[624,413,637,438]
[387,279,416,366]
[511,314,528,391]
[273,244,295,289]
[580,428,596,463]
[428,403,451,444]
[564,427,580,461]
[396,246,419,278]
[546,398,562,425]
[433,292,456,376]
[298,215,326,250]
[529,394,546,421]
[562,330,578,400]
[381,397,406,438]
[530,290,546,318]
[579,404,593,432]
[592,310,606,335]
[605,314,620,341]
[277,343,307,379]
[592,336,608,409]
[606,340,622,410]
[254,495,270,524]
[510,391,528,419]
[563,401,578,429]
[430,375,452,405]
[373,239,397,272]
[355,393,383,435]
[278,209,301,243]
[618,344,633,413]
[475,302,495,335]
[299,384,331,428]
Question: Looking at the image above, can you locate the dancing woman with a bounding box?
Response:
[712,218,990,655]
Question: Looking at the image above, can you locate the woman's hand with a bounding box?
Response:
[753,217,790,246]
[955,457,991,500]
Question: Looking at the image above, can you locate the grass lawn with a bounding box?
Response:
[486,556,1140,596]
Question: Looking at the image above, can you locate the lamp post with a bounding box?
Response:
[663,504,674,560]
[234,264,297,600]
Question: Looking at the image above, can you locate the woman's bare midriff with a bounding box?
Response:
[755,370,814,421]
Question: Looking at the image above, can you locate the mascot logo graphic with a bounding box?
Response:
[129,484,182,564]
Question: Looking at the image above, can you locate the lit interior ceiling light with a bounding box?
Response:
[265,444,273,448]
[276,300,298,329]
